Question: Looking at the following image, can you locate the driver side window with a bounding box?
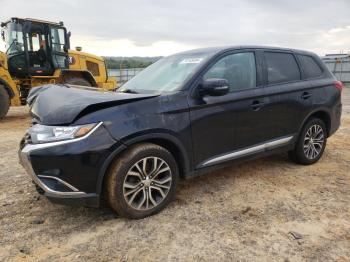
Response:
[204,52,257,92]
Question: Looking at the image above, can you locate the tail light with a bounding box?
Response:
[333,80,344,92]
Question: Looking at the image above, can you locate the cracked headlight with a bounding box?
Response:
[28,123,99,144]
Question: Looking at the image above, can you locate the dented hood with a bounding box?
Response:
[28,84,158,125]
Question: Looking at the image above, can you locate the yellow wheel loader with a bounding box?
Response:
[0,17,117,118]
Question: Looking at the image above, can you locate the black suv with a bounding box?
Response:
[19,46,342,219]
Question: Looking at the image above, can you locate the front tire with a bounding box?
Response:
[64,77,92,86]
[0,86,10,119]
[289,118,327,165]
[106,143,179,219]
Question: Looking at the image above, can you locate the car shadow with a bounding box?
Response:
[46,153,292,222]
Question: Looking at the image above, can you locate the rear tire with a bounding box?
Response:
[288,118,327,165]
[64,77,92,86]
[105,143,179,219]
[0,86,10,119]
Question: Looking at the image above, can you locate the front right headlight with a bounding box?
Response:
[29,123,99,144]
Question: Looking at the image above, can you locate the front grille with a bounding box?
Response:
[19,138,26,150]
[24,133,32,144]
[19,133,32,150]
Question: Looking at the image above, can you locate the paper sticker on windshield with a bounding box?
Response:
[180,58,203,64]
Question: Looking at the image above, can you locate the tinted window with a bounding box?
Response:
[298,55,323,79]
[204,52,256,92]
[265,52,301,84]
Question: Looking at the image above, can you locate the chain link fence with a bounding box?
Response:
[322,54,350,84]
[108,68,144,87]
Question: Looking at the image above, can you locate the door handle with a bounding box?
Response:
[251,100,265,111]
[301,92,312,100]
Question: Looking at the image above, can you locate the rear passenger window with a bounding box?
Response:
[298,55,323,79]
[204,52,256,92]
[265,52,301,84]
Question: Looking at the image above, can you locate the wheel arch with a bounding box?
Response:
[96,132,191,195]
[300,109,332,137]
[60,69,98,87]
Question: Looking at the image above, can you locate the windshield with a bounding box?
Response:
[4,22,24,55]
[121,52,212,94]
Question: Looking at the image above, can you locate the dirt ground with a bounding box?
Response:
[0,89,349,262]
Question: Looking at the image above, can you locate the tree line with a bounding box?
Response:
[104,56,162,69]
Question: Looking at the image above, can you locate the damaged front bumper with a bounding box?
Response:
[18,123,117,207]
[19,144,99,206]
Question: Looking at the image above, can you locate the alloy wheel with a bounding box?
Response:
[123,157,172,210]
[303,124,325,160]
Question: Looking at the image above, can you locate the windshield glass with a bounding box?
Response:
[121,52,212,94]
[5,22,24,55]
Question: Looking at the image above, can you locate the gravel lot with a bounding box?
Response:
[0,89,349,262]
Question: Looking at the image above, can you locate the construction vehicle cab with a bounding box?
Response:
[0,17,116,118]
[2,18,69,78]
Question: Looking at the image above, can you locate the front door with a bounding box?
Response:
[50,26,69,70]
[188,51,269,168]
[24,22,53,76]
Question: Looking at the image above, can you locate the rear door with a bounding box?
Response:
[297,54,328,108]
[260,51,312,141]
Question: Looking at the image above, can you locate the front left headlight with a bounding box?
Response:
[28,123,99,144]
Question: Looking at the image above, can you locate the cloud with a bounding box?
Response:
[70,35,198,56]
[0,0,349,56]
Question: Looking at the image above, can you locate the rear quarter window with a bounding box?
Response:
[298,55,323,79]
[265,52,301,85]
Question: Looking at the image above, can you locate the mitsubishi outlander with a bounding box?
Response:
[19,46,342,219]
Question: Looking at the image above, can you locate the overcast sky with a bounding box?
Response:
[1,0,350,56]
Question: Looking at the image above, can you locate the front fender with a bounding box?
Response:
[95,131,191,195]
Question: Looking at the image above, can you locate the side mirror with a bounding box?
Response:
[199,78,229,96]
[63,44,69,52]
